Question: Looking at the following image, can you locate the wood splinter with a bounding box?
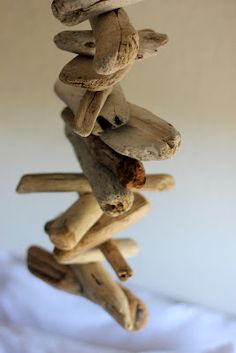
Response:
[100,239,133,281]
[27,246,147,331]
[45,193,103,251]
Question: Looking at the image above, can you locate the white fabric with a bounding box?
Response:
[0,251,236,353]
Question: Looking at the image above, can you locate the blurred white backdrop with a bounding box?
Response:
[0,0,236,314]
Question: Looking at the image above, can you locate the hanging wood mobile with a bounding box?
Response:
[17,0,181,331]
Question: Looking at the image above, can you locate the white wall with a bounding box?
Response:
[1,0,236,314]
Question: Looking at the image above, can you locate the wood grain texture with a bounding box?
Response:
[56,238,139,264]
[90,8,139,74]
[51,0,143,26]
[100,239,133,281]
[54,192,150,263]
[27,246,147,331]
[59,55,131,91]
[63,108,134,216]
[45,193,103,251]
[100,103,181,161]
[54,29,168,61]
[55,80,130,135]
[16,173,175,193]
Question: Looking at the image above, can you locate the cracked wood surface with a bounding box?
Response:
[51,0,143,26]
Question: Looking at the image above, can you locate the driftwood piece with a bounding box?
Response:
[56,238,139,264]
[100,239,133,281]
[54,192,150,263]
[55,80,130,135]
[63,109,134,216]
[16,173,175,193]
[27,246,147,331]
[59,55,131,91]
[45,193,103,251]
[51,0,142,26]
[100,103,181,161]
[54,29,168,61]
[136,29,168,60]
[74,88,112,137]
[63,107,145,189]
[90,8,139,75]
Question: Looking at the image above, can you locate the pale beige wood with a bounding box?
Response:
[100,103,181,161]
[120,285,148,331]
[54,193,150,263]
[90,8,139,75]
[27,246,147,331]
[136,29,168,60]
[94,84,130,135]
[100,239,133,281]
[63,109,134,216]
[74,88,112,137]
[51,0,143,26]
[56,238,139,264]
[55,80,129,134]
[45,193,103,251]
[59,55,131,91]
[16,173,175,193]
[72,262,132,330]
[16,173,90,193]
[54,29,168,61]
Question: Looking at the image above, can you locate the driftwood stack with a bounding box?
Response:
[16,0,181,331]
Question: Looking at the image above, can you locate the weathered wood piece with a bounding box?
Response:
[90,8,139,75]
[94,84,130,135]
[74,88,112,137]
[54,192,150,263]
[63,109,134,216]
[27,246,147,331]
[100,239,133,281]
[17,173,175,193]
[59,56,131,91]
[55,80,130,135]
[45,193,103,251]
[54,29,168,61]
[56,238,139,264]
[51,0,143,26]
[136,29,168,60]
[100,103,181,161]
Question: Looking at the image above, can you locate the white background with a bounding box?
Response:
[0,0,236,314]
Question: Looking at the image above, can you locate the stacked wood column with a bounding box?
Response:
[16,0,181,331]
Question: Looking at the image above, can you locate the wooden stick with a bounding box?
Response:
[45,193,103,251]
[59,55,132,91]
[63,108,135,216]
[27,246,148,331]
[74,88,112,137]
[16,173,175,193]
[51,0,143,26]
[100,102,181,161]
[55,80,130,135]
[90,8,139,75]
[100,239,133,281]
[54,29,168,61]
[56,238,139,265]
[54,193,149,263]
